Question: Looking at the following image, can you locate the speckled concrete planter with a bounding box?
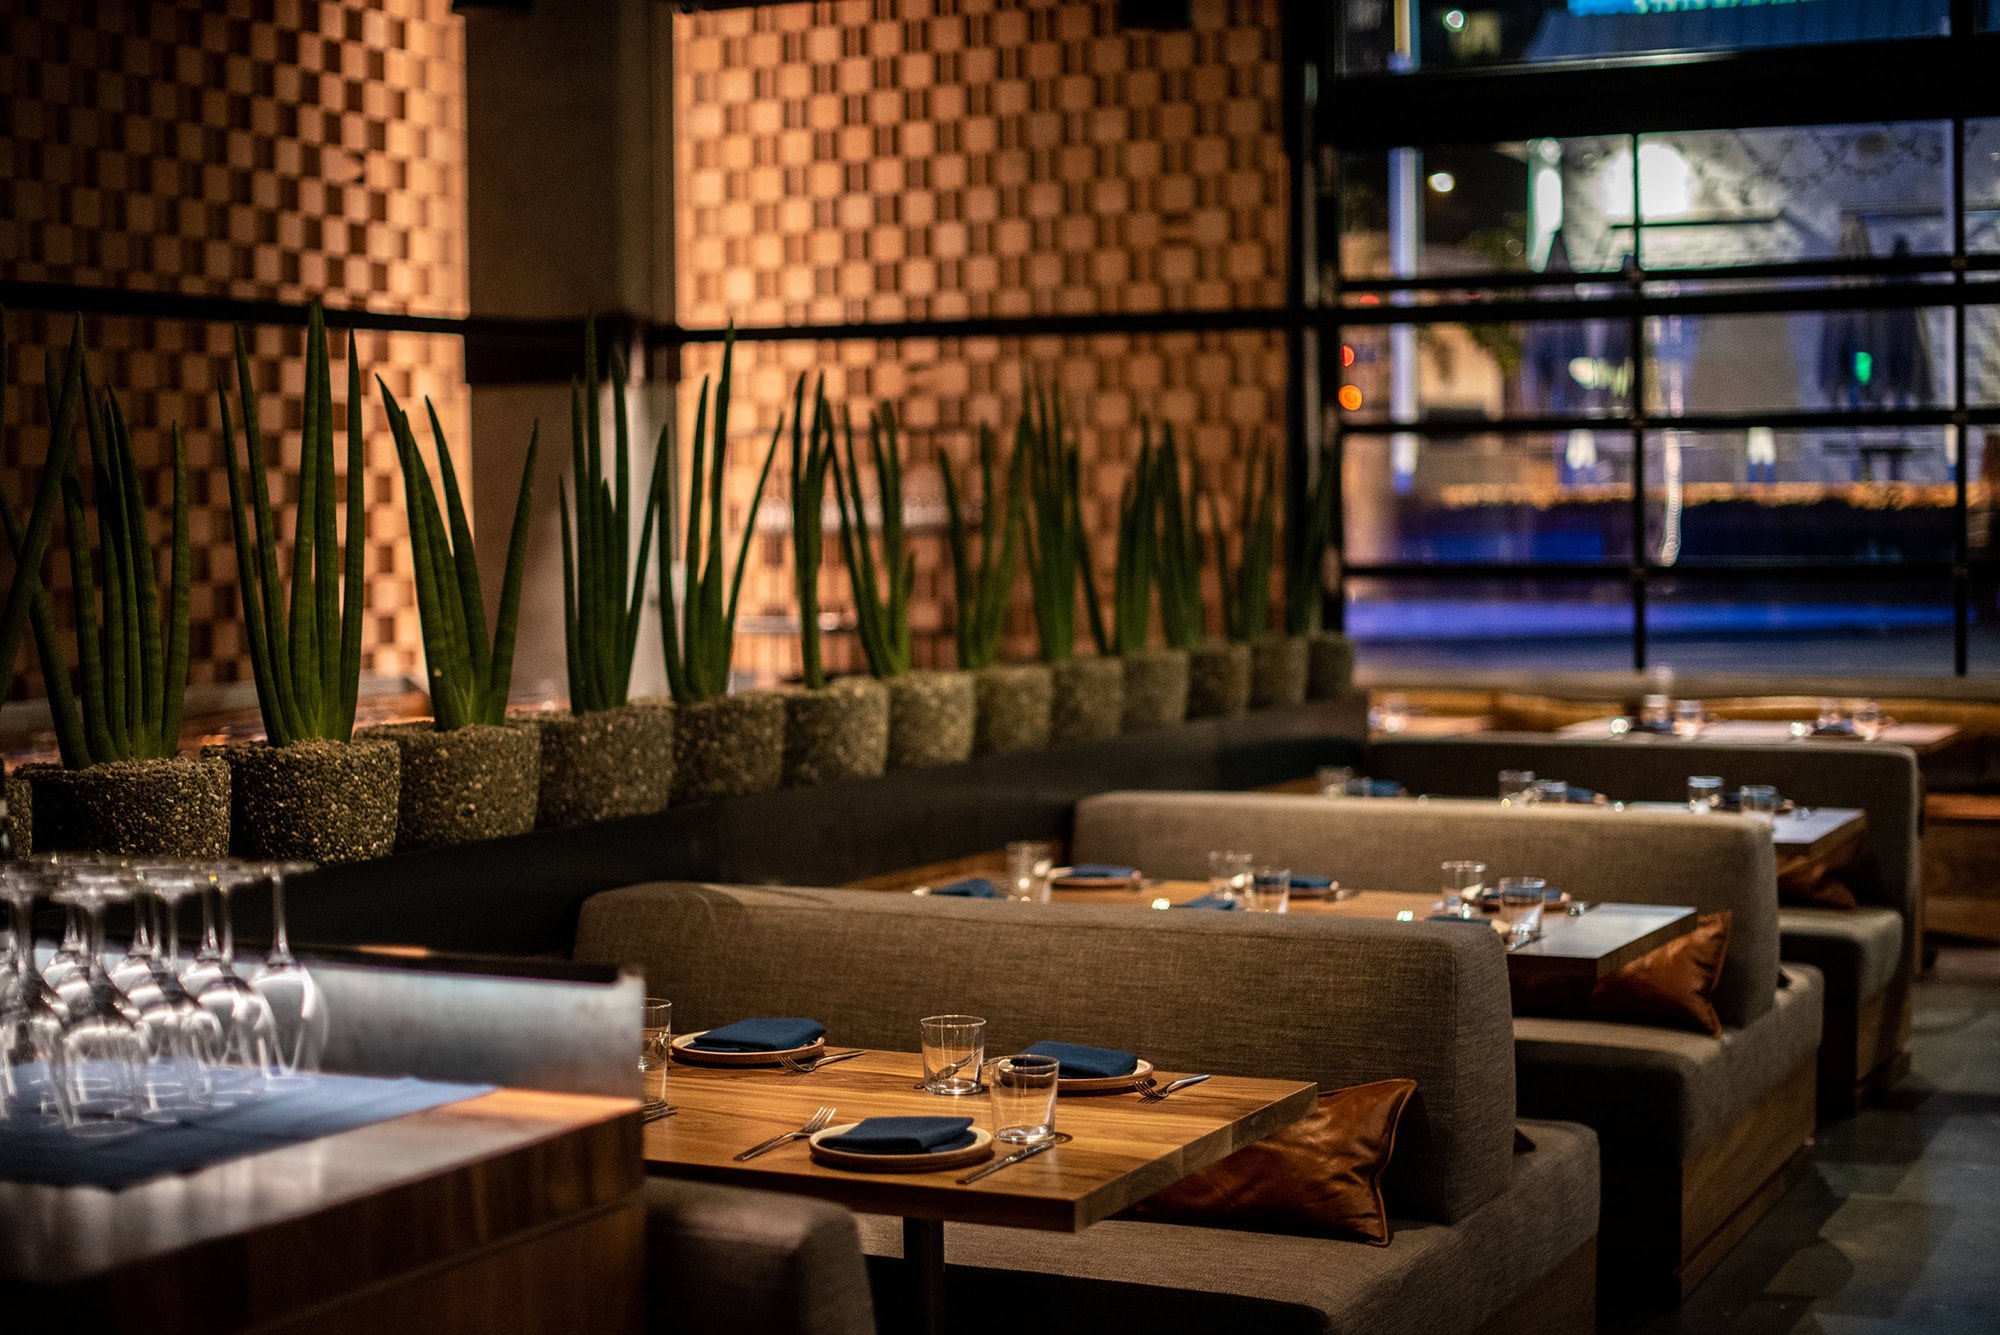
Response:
[972,664,1053,756]
[5,773,30,856]
[1120,649,1190,732]
[1186,642,1252,719]
[673,691,785,804]
[1050,656,1124,745]
[1251,635,1310,709]
[515,702,675,829]
[783,677,889,788]
[357,722,540,851]
[21,757,230,858]
[209,739,398,865]
[1307,631,1356,701]
[887,670,975,770]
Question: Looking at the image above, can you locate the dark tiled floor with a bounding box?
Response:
[1619,944,2000,1335]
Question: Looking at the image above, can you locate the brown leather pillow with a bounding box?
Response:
[1588,910,1733,1036]
[1127,1078,1416,1245]
[1778,854,1859,910]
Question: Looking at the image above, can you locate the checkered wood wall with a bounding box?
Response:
[673,0,1290,679]
[1,0,467,702]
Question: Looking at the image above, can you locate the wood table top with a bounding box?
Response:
[643,1049,1316,1232]
[1557,716,1961,753]
[1,1087,642,1320]
[1620,803,1867,855]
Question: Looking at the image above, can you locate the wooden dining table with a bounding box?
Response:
[0,1087,645,1333]
[643,1049,1316,1335]
[1557,716,1962,753]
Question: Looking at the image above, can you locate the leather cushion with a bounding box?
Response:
[1514,910,1733,1036]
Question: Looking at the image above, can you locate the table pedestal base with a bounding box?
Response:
[904,1216,945,1335]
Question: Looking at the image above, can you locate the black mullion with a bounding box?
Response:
[1337,407,2000,436]
[1955,113,1973,675]
[1629,133,1649,674]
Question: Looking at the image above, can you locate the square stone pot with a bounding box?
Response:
[20,756,231,858]
[516,701,676,828]
[783,677,890,787]
[972,664,1053,756]
[1251,634,1310,709]
[1051,655,1124,744]
[673,691,786,804]
[1308,631,1356,701]
[208,739,399,864]
[5,772,31,857]
[1120,649,1190,732]
[357,721,541,851]
[886,670,976,769]
[1186,642,1252,719]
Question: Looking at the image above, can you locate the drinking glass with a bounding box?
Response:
[640,998,672,1110]
[918,1014,985,1095]
[1247,867,1291,914]
[109,864,163,1011]
[192,862,278,1103]
[1851,700,1884,741]
[1497,770,1535,804]
[0,866,65,1125]
[131,863,223,1117]
[1207,850,1253,904]
[249,861,329,1083]
[51,869,146,1136]
[1528,779,1569,805]
[1673,699,1705,739]
[1316,766,1356,797]
[1739,784,1781,827]
[1639,694,1671,729]
[1439,860,1486,915]
[984,1054,1060,1145]
[1687,775,1724,813]
[1497,877,1547,942]
[1372,693,1411,734]
[1816,698,1845,731]
[1005,841,1055,903]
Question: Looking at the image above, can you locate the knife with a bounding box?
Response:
[958,1136,1063,1184]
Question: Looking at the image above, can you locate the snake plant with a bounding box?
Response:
[788,374,836,690]
[832,402,914,679]
[560,320,660,714]
[1285,443,1336,636]
[939,421,1024,671]
[1153,423,1206,652]
[1105,427,1160,657]
[380,384,536,729]
[1208,436,1277,644]
[216,302,366,745]
[1020,387,1099,663]
[657,330,780,705]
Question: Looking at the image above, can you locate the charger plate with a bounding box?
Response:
[1057,1058,1155,1095]
[808,1123,995,1173]
[670,1031,827,1068]
[1049,867,1142,890]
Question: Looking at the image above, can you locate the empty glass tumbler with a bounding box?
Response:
[1247,867,1291,915]
[1498,878,1548,941]
[1005,841,1056,902]
[1739,784,1781,826]
[1207,850,1253,903]
[919,1014,985,1096]
[1497,770,1536,804]
[1440,861,1486,915]
[1687,775,1724,813]
[985,1054,1060,1145]
[640,998,673,1109]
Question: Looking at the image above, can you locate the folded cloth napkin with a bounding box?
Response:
[1566,787,1598,804]
[1631,719,1676,735]
[688,1018,827,1052]
[1427,912,1491,924]
[1021,1040,1139,1080]
[1812,722,1857,737]
[931,877,1004,898]
[1064,863,1138,880]
[818,1116,976,1155]
[1290,874,1334,891]
[1173,893,1241,911]
[1478,886,1565,905]
[1363,779,1405,798]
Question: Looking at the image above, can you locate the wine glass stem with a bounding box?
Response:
[200,884,221,959]
[218,888,235,965]
[268,873,293,966]
[163,897,180,972]
[80,899,108,981]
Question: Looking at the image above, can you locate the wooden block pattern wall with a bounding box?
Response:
[0,0,467,702]
[674,0,1289,681]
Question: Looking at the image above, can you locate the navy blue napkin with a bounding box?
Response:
[1290,874,1334,891]
[1363,779,1405,798]
[1021,1040,1138,1080]
[1812,722,1856,737]
[1566,787,1598,804]
[1172,893,1241,910]
[1065,863,1138,879]
[1427,912,1492,925]
[1631,719,1676,735]
[819,1116,976,1154]
[931,877,1004,898]
[689,1018,826,1052]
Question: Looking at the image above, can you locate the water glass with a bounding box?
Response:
[919,1014,985,1096]
[1247,867,1291,914]
[1739,784,1781,827]
[1316,766,1355,797]
[1527,779,1569,805]
[1639,694,1671,729]
[1497,770,1536,804]
[1372,692,1411,734]
[1498,877,1547,941]
[984,1054,1060,1145]
[1687,775,1724,813]
[1851,700,1884,741]
[1816,698,1845,731]
[1673,699,1705,738]
[1440,860,1486,915]
[641,998,672,1108]
[1207,850,1253,903]
[1005,841,1056,902]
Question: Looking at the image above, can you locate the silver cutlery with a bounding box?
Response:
[641,1102,678,1123]
[957,1134,1066,1183]
[1135,1074,1211,1102]
[734,1106,836,1161]
[911,1052,980,1090]
[778,1049,866,1075]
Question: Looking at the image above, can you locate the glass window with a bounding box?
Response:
[1335,318,1635,424]
[1642,307,1955,416]
[1346,575,1637,673]
[1646,577,1958,676]
[1969,120,2000,254]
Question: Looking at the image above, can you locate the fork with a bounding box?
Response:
[734,1106,837,1161]
[778,1050,865,1075]
[1136,1074,1212,1102]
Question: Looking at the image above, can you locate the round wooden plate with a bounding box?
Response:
[808,1124,995,1173]
[1049,867,1142,890]
[1057,1058,1155,1094]
[670,1031,827,1068]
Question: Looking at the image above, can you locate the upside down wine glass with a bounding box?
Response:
[249,861,327,1083]
[51,868,146,1137]
[192,861,277,1104]
[0,866,65,1125]
[131,862,224,1117]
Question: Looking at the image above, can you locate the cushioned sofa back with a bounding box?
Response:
[1370,734,1920,965]
[574,882,1516,1227]
[1072,790,1778,1028]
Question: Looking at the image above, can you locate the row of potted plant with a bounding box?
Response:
[0,308,1351,864]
